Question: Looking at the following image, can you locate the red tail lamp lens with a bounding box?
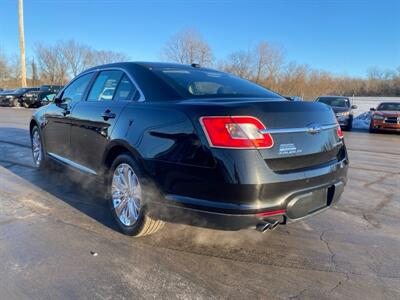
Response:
[200,116,274,149]
[336,121,344,139]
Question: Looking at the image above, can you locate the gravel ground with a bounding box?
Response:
[0,107,399,299]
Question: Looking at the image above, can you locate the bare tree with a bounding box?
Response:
[61,40,94,77]
[278,62,309,96]
[0,50,23,88]
[253,41,285,87]
[91,50,128,65]
[221,50,253,79]
[0,49,9,83]
[34,42,69,84]
[162,28,213,66]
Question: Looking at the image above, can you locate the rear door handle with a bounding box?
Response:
[101,110,116,120]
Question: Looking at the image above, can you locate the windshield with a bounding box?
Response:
[153,68,282,99]
[317,97,350,108]
[377,103,400,111]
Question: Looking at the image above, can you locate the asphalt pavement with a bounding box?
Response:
[0,107,399,299]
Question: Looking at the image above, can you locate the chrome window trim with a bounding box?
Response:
[260,124,337,134]
[59,71,96,102]
[84,67,145,102]
[48,152,97,175]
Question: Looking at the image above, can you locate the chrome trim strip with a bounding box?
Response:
[48,152,97,175]
[260,124,337,134]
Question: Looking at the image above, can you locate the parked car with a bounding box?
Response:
[0,87,39,107]
[21,85,63,108]
[98,87,115,100]
[284,96,303,101]
[369,102,400,133]
[30,62,348,237]
[315,96,357,131]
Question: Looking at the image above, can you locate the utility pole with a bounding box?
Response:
[18,0,27,87]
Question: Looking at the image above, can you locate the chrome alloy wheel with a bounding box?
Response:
[112,163,142,226]
[32,130,42,167]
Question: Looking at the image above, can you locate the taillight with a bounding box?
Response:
[200,116,274,149]
[336,120,344,139]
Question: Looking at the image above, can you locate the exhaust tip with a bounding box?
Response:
[256,219,281,233]
[256,222,271,233]
[270,220,280,230]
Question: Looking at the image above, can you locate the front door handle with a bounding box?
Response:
[101,110,116,120]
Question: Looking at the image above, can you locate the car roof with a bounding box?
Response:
[317,95,349,99]
[83,61,217,73]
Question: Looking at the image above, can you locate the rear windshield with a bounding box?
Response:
[152,68,281,99]
[377,103,400,111]
[317,97,350,108]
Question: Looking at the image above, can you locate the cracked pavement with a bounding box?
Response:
[0,107,399,299]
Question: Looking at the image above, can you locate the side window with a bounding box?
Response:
[87,71,123,101]
[61,73,93,103]
[114,75,138,101]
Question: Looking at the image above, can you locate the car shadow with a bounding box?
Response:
[0,127,309,253]
[0,126,119,232]
[0,127,362,270]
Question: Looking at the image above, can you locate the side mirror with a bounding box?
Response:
[54,97,62,105]
[351,104,357,109]
[370,107,376,111]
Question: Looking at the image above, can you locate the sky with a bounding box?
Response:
[0,0,399,77]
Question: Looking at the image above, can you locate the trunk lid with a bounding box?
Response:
[181,99,345,173]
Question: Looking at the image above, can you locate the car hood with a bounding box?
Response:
[331,106,350,113]
[0,90,15,95]
[0,92,20,97]
[377,111,400,116]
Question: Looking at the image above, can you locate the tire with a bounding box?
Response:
[31,126,50,169]
[107,154,164,237]
[12,98,21,107]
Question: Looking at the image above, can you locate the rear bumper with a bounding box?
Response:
[148,158,348,230]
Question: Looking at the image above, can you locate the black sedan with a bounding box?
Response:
[315,96,357,131]
[30,62,348,237]
[0,87,39,107]
[21,85,63,108]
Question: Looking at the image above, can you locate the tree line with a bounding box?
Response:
[1,29,399,99]
[0,40,127,88]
